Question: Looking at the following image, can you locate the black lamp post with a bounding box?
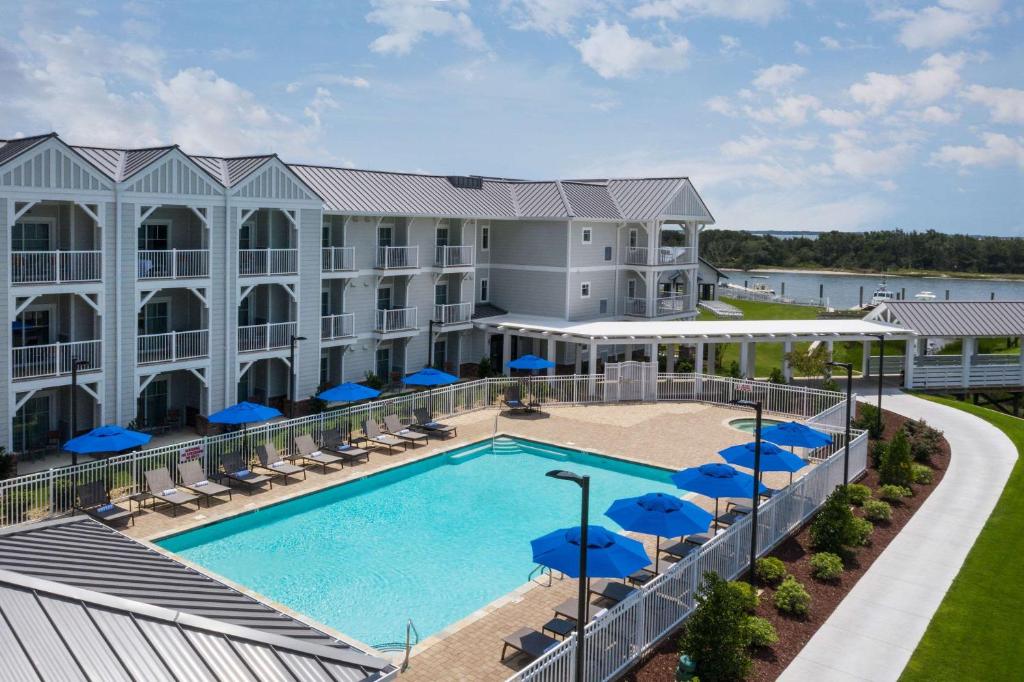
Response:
[288,335,307,418]
[69,357,90,468]
[876,334,885,435]
[546,469,590,682]
[826,361,854,485]
[428,318,437,368]
[730,399,762,586]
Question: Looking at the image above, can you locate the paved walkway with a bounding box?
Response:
[780,390,1018,682]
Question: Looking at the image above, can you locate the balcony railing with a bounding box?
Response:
[321,313,355,341]
[623,246,696,266]
[434,301,473,325]
[238,321,297,353]
[12,340,102,380]
[138,249,209,280]
[322,246,356,273]
[11,251,102,285]
[375,307,417,333]
[239,249,298,277]
[375,245,418,269]
[624,294,690,317]
[137,330,209,365]
[434,245,474,268]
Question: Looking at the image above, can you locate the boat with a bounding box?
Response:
[870,277,896,305]
[749,275,775,296]
[914,291,937,301]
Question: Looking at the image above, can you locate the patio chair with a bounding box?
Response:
[382,414,428,447]
[503,386,530,413]
[362,419,407,455]
[500,627,561,663]
[294,434,350,472]
[662,540,701,561]
[626,565,658,587]
[220,451,273,494]
[255,442,307,484]
[589,579,638,604]
[178,459,232,506]
[76,480,134,527]
[144,468,200,517]
[412,407,457,438]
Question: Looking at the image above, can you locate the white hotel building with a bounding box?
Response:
[0,133,714,451]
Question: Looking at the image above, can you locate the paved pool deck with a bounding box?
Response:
[780,390,1018,682]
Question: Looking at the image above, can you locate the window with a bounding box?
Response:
[628,229,638,248]
[320,352,329,386]
[322,221,331,247]
[582,227,592,244]
[378,224,393,248]
[432,340,447,369]
[238,296,251,327]
[436,225,449,247]
[375,347,391,380]
[627,278,637,299]
[139,300,169,335]
[434,282,448,306]
[140,379,168,427]
[599,299,608,314]
[580,282,591,298]
[480,277,489,302]
[13,395,50,452]
[604,246,612,261]
[321,290,330,316]
[239,222,254,250]
[377,286,393,310]
[15,309,50,347]
[13,221,51,251]
[480,225,489,250]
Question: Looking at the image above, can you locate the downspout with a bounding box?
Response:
[564,219,572,320]
[614,222,625,317]
[224,187,232,408]
[113,181,121,424]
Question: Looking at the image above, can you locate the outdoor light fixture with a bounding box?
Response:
[826,361,854,484]
[288,335,308,418]
[729,398,763,586]
[545,469,590,682]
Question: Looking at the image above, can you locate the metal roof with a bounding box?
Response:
[0,133,56,165]
[607,178,684,220]
[191,155,275,186]
[0,517,393,680]
[70,146,176,181]
[869,301,1024,337]
[561,181,622,220]
[509,182,568,218]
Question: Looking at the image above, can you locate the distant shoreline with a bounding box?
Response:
[721,267,1024,283]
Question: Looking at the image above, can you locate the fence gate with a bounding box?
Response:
[604,361,657,402]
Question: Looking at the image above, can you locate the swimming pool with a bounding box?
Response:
[728,417,783,433]
[158,437,681,647]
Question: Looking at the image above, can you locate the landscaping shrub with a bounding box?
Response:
[810,487,859,554]
[727,580,759,613]
[912,463,934,485]
[0,448,15,480]
[809,552,845,581]
[864,499,893,523]
[744,616,779,648]
[879,484,913,502]
[854,402,884,439]
[767,367,785,384]
[679,572,752,682]
[879,429,914,488]
[727,360,741,378]
[851,517,874,546]
[774,575,811,617]
[363,372,384,390]
[755,557,786,586]
[845,483,871,506]
[871,440,888,469]
[905,419,943,464]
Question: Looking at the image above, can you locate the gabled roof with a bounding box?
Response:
[72,145,177,181]
[561,181,622,220]
[191,154,275,186]
[509,182,568,218]
[608,178,686,220]
[0,133,56,166]
[867,301,1024,337]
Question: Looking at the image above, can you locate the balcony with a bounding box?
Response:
[11,251,102,285]
[12,340,102,381]
[138,250,209,280]
[321,313,356,342]
[322,246,356,274]
[624,294,690,318]
[375,307,418,334]
[434,301,473,326]
[137,330,209,365]
[238,321,297,353]
[375,246,418,270]
[434,245,474,269]
[623,246,696,267]
[239,249,298,277]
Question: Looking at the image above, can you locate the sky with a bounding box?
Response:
[0,0,1022,236]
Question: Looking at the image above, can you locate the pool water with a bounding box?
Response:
[158,437,680,647]
[729,417,783,433]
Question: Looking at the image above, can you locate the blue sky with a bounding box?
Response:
[1,1,1022,235]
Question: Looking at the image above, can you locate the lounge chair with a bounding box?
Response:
[178,460,232,506]
[626,566,658,587]
[382,414,428,447]
[76,480,134,527]
[412,407,457,438]
[589,579,638,604]
[294,434,355,471]
[500,627,561,662]
[144,468,200,517]
[503,386,530,413]
[362,419,407,455]
[662,540,701,561]
[220,451,273,494]
[255,443,307,484]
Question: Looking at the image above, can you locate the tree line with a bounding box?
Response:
[700,229,1024,275]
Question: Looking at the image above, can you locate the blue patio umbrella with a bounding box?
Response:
[63,425,151,454]
[719,440,808,486]
[606,492,713,573]
[761,421,834,449]
[531,524,650,579]
[404,368,458,418]
[672,463,768,528]
[317,383,381,441]
[508,354,556,371]
[207,401,282,426]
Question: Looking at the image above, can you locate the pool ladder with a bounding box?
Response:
[372,619,419,672]
[529,564,564,587]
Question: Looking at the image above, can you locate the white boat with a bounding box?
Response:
[914,291,937,301]
[749,276,775,296]
[870,280,896,305]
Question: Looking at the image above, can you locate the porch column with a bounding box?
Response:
[574,344,582,375]
[862,340,871,378]
[747,343,758,378]
[647,342,658,365]
[693,342,704,375]
[546,337,556,377]
[961,337,975,388]
[1019,338,1024,385]
[739,341,750,377]
[588,341,598,395]
[904,338,916,389]
[667,344,678,373]
[783,341,793,383]
[502,331,511,375]
[825,340,834,360]
[707,343,717,374]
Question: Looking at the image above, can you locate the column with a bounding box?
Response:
[825,340,834,359]
[707,343,716,374]
[747,343,757,378]
[546,337,556,377]
[694,342,704,374]
[574,344,582,375]
[667,344,678,373]
[861,340,871,378]
[961,337,974,388]
[904,338,916,389]
[502,331,511,375]
[588,341,598,394]
[1019,337,1024,386]
[739,341,750,378]
[647,342,658,365]
[783,341,793,383]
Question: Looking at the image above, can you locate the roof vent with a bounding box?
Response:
[447,175,483,190]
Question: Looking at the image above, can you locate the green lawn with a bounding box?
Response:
[900,396,1024,681]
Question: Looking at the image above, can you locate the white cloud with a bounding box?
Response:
[366,0,486,56]
[630,0,788,23]
[915,105,960,123]
[752,63,806,91]
[849,52,969,114]
[576,21,690,79]
[830,130,913,177]
[820,36,842,50]
[720,134,817,158]
[286,74,370,94]
[794,40,810,55]
[501,0,593,36]
[877,0,1002,50]
[962,84,1024,123]
[720,35,741,54]
[745,94,821,126]
[705,95,737,116]
[932,132,1024,169]
[817,108,865,127]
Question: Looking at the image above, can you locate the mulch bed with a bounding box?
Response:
[624,406,951,682]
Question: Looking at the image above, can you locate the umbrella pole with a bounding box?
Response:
[714,498,720,531]
[655,536,660,574]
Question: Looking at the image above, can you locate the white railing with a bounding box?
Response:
[10,251,102,285]
[376,307,418,333]
[137,330,209,365]
[623,247,649,266]
[434,301,473,325]
[321,313,355,341]
[623,246,695,266]
[0,373,848,527]
[910,359,1023,389]
[238,321,297,353]
[238,248,298,276]
[624,296,690,317]
[322,246,356,272]
[137,249,209,279]
[435,245,474,268]
[376,245,418,269]
[12,340,102,380]
[867,355,905,375]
